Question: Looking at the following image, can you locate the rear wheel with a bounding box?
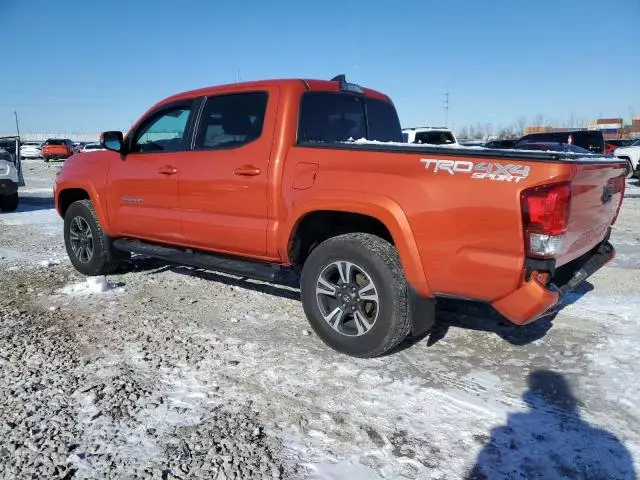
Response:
[0,193,19,212]
[64,200,127,275]
[300,233,412,358]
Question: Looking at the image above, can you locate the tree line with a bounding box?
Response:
[457,114,590,140]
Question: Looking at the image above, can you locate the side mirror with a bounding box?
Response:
[100,131,125,153]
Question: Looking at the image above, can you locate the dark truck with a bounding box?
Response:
[517,130,605,154]
[0,136,23,212]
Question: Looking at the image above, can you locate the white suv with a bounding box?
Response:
[402,127,459,146]
[613,139,640,178]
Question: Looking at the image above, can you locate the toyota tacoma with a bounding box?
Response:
[54,76,627,357]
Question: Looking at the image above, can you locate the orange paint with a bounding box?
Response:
[54,78,626,326]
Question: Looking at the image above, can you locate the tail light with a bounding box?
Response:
[521,182,571,258]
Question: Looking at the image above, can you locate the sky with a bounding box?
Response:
[1,0,638,135]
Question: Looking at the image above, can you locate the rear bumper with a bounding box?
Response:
[43,152,71,159]
[492,236,615,325]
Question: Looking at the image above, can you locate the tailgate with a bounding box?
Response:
[558,161,626,266]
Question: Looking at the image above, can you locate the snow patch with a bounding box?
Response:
[307,456,383,480]
[59,276,123,295]
[39,258,61,268]
[562,293,640,322]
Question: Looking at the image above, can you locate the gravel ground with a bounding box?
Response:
[1,160,639,479]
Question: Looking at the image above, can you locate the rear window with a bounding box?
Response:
[298,92,402,143]
[46,140,65,145]
[413,131,456,145]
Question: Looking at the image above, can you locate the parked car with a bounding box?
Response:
[516,142,593,154]
[0,136,24,212]
[402,127,458,145]
[484,139,519,149]
[607,139,635,149]
[604,143,617,155]
[613,139,640,178]
[42,139,75,162]
[20,142,43,159]
[54,75,626,357]
[516,130,604,154]
[80,143,105,153]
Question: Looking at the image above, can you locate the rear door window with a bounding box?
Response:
[194,92,268,150]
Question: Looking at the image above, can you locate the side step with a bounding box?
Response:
[113,239,293,284]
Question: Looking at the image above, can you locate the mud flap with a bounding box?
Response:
[409,286,436,337]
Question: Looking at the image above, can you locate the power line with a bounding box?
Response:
[443,92,450,128]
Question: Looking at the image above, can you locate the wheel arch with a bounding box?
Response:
[55,179,112,235]
[281,193,433,297]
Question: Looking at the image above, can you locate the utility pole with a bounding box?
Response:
[443,92,450,128]
[236,68,241,83]
[14,111,20,138]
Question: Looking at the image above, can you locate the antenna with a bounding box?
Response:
[236,68,241,83]
[443,92,450,128]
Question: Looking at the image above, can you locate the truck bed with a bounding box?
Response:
[298,140,624,164]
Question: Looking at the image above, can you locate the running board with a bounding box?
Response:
[112,239,292,284]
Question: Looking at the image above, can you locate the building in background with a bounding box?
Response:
[523,126,572,135]
[588,118,623,140]
[621,116,640,139]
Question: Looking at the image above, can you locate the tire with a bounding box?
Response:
[622,158,634,179]
[300,233,412,357]
[44,157,49,163]
[63,200,127,276]
[0,193,19,212]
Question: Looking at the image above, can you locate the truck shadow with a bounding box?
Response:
[126,258,302,301]
[124,256,595,351]
[5,195,55,213]
[396,281,595,352]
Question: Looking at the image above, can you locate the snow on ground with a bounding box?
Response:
[58,276,124,295]
[0,160,639,479]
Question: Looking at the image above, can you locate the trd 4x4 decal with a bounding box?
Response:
[420,159,530,183]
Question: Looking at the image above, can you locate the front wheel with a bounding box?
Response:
[300,233,412,357]
[0,193,19,212]
[64,200,127,276]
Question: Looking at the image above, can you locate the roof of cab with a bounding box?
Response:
[159,78,390,106]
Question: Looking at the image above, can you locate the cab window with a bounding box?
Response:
[131,104,192,153]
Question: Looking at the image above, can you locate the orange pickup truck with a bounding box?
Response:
[54,76,626,357]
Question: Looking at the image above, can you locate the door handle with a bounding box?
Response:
[157,166,178,175]
[234,166,261,176]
